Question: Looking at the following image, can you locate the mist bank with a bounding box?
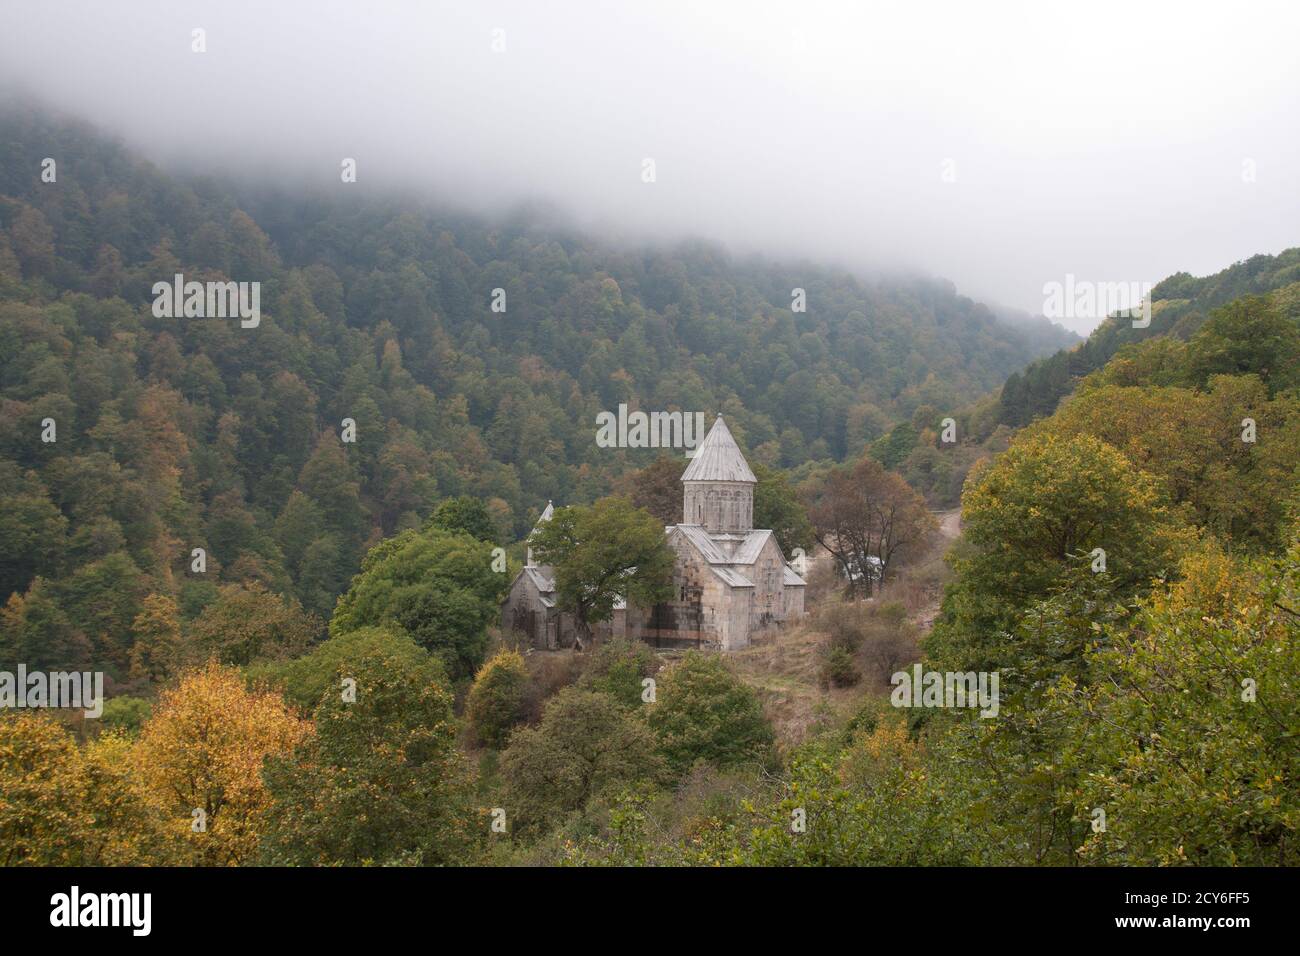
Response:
[1,0,1296,325]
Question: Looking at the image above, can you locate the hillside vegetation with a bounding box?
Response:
[0,105,1073,680]
[2,103,1296,868]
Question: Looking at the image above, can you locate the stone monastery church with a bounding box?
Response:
[502,415,806,651]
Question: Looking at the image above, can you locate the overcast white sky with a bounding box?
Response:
[2,0,1298,332]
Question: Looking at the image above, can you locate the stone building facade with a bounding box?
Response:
[501,415,806,651]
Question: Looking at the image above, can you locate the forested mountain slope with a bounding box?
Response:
[0,105,1073,674]
[883,250,1300,509]
[998,248,1300,426]
[911,285,1300,865]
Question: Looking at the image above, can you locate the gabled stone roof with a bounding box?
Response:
[523,566,555,593]
[671,524,732,564]
[680,415,756,484]
[730,529,773,565]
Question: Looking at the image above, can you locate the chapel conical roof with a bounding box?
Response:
[680,415,756,483]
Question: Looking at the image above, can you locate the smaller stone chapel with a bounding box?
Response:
[501,415,806,651]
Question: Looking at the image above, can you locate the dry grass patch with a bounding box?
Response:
[729,624,866,749]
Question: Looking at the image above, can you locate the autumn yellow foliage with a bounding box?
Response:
[0,714,165,865]
[134,662,309,865]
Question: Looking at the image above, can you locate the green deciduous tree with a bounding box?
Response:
[0,476,66,601]
[248,625,436,712]
[427,495,498,542]
[186,581,320,667]
[579,638,658,709]
[927,432,1192,674]
[1184,294,1300,395]
[259,642,478,865]
[128,592,182,684]
[1064,543,1300,864]
[648,652,774,776]
[753,462,815,556]
[0,578,90,672]
[500,687,665,834]
[466,649,529,748]
[330,527,505,681]
[529,497,675,645]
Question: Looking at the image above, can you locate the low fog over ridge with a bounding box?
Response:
[2,0,1298,332]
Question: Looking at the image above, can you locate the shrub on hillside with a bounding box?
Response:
[648,652,775,776]
[579,638,658,708]
[815,600,918,686]
[466,649,529,748]
[818,644,861,688]
[521,650,585,722]
[500,687,665,835]
[99,695,152,735]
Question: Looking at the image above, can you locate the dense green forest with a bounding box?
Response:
[0,104,1073,680]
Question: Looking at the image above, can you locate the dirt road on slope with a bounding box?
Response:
[910,508,961,632]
